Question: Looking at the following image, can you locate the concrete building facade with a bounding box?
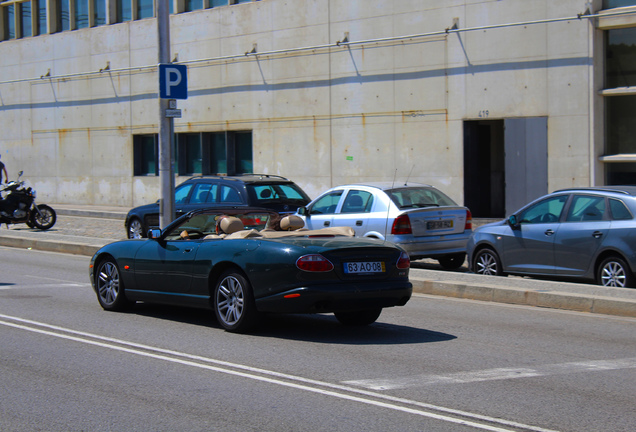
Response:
[1,0,636,218]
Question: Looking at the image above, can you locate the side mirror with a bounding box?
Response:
[297,206,308,217]
[508,215,519,229]
[148,229,162,239]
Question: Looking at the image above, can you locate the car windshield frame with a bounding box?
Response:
[163,211,273,241]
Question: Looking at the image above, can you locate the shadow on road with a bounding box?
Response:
[410,258,469,272]
[131,304,456,345]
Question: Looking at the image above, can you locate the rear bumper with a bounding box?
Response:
[388,233,470,260]
[255,281,412,314]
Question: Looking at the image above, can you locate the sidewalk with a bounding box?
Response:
[1,204,635,319]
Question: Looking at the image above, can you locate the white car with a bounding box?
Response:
[297,182,472,269]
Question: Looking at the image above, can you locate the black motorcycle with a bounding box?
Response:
[0,171,56,230]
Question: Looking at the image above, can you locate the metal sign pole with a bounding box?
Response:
[157,0,175,230]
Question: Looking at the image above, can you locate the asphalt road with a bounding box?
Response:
[1,247,635,431]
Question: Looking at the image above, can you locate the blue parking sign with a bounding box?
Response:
[159,64,187,99]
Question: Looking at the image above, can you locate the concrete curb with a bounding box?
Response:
[0,234,103,257]
[53,205,127,220]
[410,278,636,318]
[56,209,127,220]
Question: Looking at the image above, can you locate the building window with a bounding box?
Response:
[57,0,70,31]
[134,132,253,177]
[133,135,158,176]
[185,0,205,12]
[137,0,153,19]
[606,96,636,155]
[178,133,203,175]
[605,27,636,184]
[74,0,88,28]
[177,131,253,176]
[3,3,16,39]
[36,0,47,35]
[234,131,253,174]
[604,0,636,8]
[209,133,227,174]
[116,0,131,22]
[93,0,105,25]
[20,1,32,37]
[606,27,636,88]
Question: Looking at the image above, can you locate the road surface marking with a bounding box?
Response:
[344,358,636,390]
[0,313,559,432]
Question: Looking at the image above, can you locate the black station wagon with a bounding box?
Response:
[125,174,311,238]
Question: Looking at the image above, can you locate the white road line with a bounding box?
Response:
[344,358,636,390]
[0,313,559,432]
[0,283,87,290]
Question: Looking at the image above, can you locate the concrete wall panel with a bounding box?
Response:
[0,0,599,210]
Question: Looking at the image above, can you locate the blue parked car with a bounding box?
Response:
[467,186,636,288]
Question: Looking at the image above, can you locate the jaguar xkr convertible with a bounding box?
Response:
[89,208,412,332]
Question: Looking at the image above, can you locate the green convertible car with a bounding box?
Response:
[89,208,412,333]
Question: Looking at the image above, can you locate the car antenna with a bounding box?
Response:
[385,169,398,238]
[404,165,414,186]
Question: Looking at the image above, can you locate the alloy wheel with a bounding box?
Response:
[475,249,501,276]
[216,275,245,326]
[600,261,627,287]
[97,261,120,306]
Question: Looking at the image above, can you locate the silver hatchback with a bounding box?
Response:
[297,183,473,269]
[467,186,636,288]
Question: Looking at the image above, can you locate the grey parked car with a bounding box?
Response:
[297,183,472,269]
[467,186,636,288]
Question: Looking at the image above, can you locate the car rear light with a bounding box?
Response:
[296,254,334,272]
[396,252,410,269]
[465,209,473,230]
[391,214,412,235]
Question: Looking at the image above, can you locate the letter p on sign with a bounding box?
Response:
[159,64,188,99]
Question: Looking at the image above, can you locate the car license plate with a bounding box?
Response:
[427,220,453,230]
[344,261,385,274]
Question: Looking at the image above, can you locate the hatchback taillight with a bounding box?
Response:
[296,254,334,272]
[397,252,410,269]
[391,214,412,235]
[465,209,473,230]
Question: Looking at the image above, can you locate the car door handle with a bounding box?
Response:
[592,231,603,239]
[184,248,193,253]
[323,221,331,227]
[356,221,363,226]
[544,229,555,236]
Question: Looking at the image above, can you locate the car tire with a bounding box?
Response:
[127,217,145,239]
[95,258,130,311]
[334,308,382,326]
[473,248,504,276]
[438,253,466,270]
[214,270,259,333]
[597,256,635,288]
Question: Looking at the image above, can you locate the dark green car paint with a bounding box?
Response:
[90,236,411,314]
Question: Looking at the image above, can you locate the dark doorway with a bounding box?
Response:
[463,118,548,218]
[463,120,505,218]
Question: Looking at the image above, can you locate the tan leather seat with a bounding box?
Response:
[279,215,304,231]
[218,216,244,234]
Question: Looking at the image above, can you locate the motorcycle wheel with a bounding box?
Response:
[31,204,57,230]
